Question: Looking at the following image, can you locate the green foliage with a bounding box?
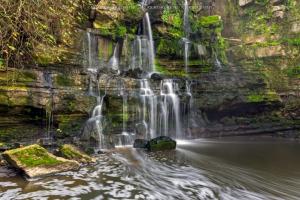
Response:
[116,26,127,37]
[286,38,300,46]
[0,0,93,67]
[5,145,62,167]
[162,9,183,28]
[157,39,181,57]
[285,66,300,78]
[197,15,222,28]
[120,0,141,19]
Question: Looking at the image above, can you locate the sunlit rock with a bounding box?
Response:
[58,144,96,164]
[2,144,80,178]
[239,0,253,7]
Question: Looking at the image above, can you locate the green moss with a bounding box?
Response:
[286,38,300,46]
[59,144,93,163]
[0,71,36,84]
[55,74,72,87]
[56,115,86,138]
[0,85,28,91]
[147,139,176,151]
[0,93,8,105]
[0,58,4,69]
[285,66,300,78]
[5,145,62,167]
[155,61,187,78]
[246,91,280,103]
[157,39,181,57]
[162,9,183,29]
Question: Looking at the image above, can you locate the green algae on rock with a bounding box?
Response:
[146,136,176,151]
[58,144,95,164]
[2,144,80,178]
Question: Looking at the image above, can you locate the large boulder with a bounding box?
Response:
[58,144,96,164]
[2,144,80,178]
[133,139,148,148]
[146,136,176,151]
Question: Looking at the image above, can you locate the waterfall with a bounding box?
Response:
[108,43,120,72]
[160,79,182,138]
[44,71,54,139]
[82,76,110,149]
[215,56,222,69]
[85,30,99,72]
[130,0,156,73]
[183,0,191,74]
[136,79,183,139]
[139,79,157,139]
[144,12,155,73]
[183,0,190,37]
[131,36,152,71]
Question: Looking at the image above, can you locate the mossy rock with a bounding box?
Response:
[146,136,176,151]
[2,144,80,178]
[58,144,95,164]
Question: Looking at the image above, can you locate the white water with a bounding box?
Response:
[108,43,120,72]
[131,36,152,72]
[136,79,183,140]
[85,30,99,71]
[144,12,155,72]
[160,79,182,138]
[215,56,223,69]
[183,0,191,74]
[139,79,157,139]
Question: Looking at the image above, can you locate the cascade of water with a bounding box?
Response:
[160,79,182,138]
[215,56,222,69]
[136,79,183,139]
[85,30,99,71]
[139,79,157,139]
[108,43,120,72]
[184,0,191,37]
[185,80,193,137]
[144,12,155,73]
[183,0,191,74]
[44,72,54,139]
[131,36,151,71]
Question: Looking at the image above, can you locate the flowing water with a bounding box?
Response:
[1,136,300,200]
[108,43,120,72]
[84,31,99,71]
[183,0,191,74]
[135,79,183,140]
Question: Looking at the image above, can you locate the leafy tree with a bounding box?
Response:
[0,0,93,68]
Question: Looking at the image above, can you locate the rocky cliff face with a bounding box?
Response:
[0,0,299,144]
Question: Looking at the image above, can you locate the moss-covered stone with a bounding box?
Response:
[58,144,95,164]
[146,136,176,151]
[2,144,80,177]
[93,0,143,39]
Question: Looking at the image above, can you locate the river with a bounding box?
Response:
[1,136,300,200]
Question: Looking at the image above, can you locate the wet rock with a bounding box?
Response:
[133,139,148,149]
[150,73,163,81]
[146,136,176,151]
[239,0,253,7]
[58,144,96,164]
[2,144,80,178]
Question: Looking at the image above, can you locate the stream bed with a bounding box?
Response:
[1,136,300,200]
